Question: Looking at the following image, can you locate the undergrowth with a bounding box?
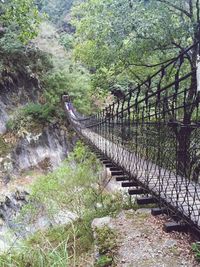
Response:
[95,226,117,267]
[0,142,134,266]
[192,242,200,262]
[6,103,57,133]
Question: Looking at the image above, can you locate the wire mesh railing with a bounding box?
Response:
[64,42,200,232]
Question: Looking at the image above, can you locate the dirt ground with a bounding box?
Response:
[111,209,199,267]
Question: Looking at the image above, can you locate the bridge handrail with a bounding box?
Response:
[64,41,200,235]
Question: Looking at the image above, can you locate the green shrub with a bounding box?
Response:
[96,226,117,255]
[0,141,135,265]
[6,103,57,133]
[94,226,117,267]
[192,242,200,261]
[95,255,113,267]
[22,103,56,122]
[43,65,93,115]
[59,33,74,51]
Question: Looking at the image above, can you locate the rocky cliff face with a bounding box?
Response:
[0,101,8,135]
[0,75,41,133]
[0,80,73,179]
[12,125,70,172]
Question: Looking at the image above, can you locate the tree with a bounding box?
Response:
[72,0,200,180]
[35,0,74,25]
[72,0,200,89]
[0,0,41,44]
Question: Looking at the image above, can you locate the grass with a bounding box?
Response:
[0,237,70,267]
[94,226,117,267]
[0,141,135,266]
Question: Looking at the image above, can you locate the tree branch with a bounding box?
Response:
[196,0,200,23]
[125,57,175,68]
[156,0,192,18]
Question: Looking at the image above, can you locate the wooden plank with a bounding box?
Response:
[105,164,115,168]
[111,171,124,176]
[163,221,189,233]
[116,176,130,182]
[137,197,157,205]
[151,207,167,216]
[79,128,200,228]
[128,188,146,195]
[110,167,122,172]
[121,181,138,187]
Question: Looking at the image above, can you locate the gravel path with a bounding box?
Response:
[111,209,199,267]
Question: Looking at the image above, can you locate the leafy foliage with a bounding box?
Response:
[0,141,133,266]
[43,60,93,114]
[35,0,74,25]
[59,33,74,51]
[72,0,200,91]
[6,103,56,134]
[192,242,200,261]
[0,0,41,44]
[22,103,56,122]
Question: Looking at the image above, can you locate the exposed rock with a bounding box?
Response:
[0,189,79,252]
[2,174,11,185]
[95,202,103,209]
[103,168,126,193]
[23,208,78,238]
[0,190,29,226]
[52,210,78,226]
[135,208,151,215]
[0,101,8,134]
[92,216,113,230]
[163,239,178,248]
[14,190,29,202]
[11,125,71,174]
[25,216,52,234]
[0,227,17,252]
[0,66,75,176]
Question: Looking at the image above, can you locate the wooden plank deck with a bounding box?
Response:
[70,114,200,228]
[83,128,200,226]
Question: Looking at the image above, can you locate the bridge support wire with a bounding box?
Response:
[64,42,200,235]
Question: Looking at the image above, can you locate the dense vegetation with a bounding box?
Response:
[0,142,130,266]
[35,0,74,26]
[0,0,40,44]
[72,0,200,91]
[1,0,200,265]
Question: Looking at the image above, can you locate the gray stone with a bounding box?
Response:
[95,203,103,209]
[163,239,177,248]
[135,208,151,215]
[52,210,78,226]
[25,216,51,234]
[12,125,69,172]
[91,216,113,229]
[0,101,9,135]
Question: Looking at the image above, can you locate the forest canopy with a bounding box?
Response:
[72,0,200,91]
[35,0,74,25]
[0,0,41,44]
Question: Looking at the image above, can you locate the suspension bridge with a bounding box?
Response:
[64,42,200,235]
